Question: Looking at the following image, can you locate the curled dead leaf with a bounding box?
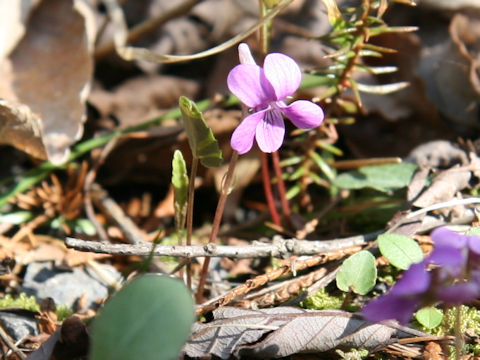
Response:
[0,99,46,160]
[0,0,95,165]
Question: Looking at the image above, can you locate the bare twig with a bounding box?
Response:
[196,245,363,315]
[236,265,330,309]
[387,197,480,234]
[0,324,26,360]
[83,136,120,243]
[96,0,200,60]
[65,232,378,258]
[103,0,293,64]
[90,183,147,245]
[284,266,341,306]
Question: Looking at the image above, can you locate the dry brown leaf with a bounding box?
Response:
[0,0,40,60]
[418,13,480,134]
[0,0,94,165]
[183,307,426,359]
[406,140,468,169]
[413,167,472,209]
[423,341,444,360]
[88,75,199,128]
[0,99,46,160]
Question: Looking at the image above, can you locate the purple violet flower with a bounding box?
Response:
[227,43,325,154]
[363,227,480,325]
[362,260,430,324]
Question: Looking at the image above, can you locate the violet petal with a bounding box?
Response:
[429,245,465,267]
[391,261,430,296]
[431,227,467,249]
[362,294,419,325]
[227,64,274,108]
[280,100,325,129]
[255,108,285,153]
[468,235,480,256]
[230,110,265,154]
[263,53,301,100]
[437,282,480,304]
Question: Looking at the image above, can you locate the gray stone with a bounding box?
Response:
[0,311,39,341]
[22,261,121,310]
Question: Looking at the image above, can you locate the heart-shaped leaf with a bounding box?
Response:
[336,250,377,295]
[90,275,194,360]
[415,307,443,329]
[378,233,423,270]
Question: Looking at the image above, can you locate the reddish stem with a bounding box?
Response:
[261,152,281,226]
[271,151,291,222]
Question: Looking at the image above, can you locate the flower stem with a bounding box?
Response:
[272,150,291,224]
[195,151,239,302]
[185,157,199,289]
[257,0,282,226]
[454,305,463,359]
[259,1,270,57]
[261,152,281,226]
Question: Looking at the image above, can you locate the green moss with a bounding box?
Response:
[0,293,74,321]
[56,305,74,321]
[377,265,400,287]
[413,305,480,339]
[0,293,40,312]
[335,348,369,359]
[301,289,345,310]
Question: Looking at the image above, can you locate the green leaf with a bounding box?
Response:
[336,250,377,295]
[378,233,424,270]
[263,0,281,8]
[71,218,97,236]
[90,275,194,360]
[171,150,189,230]
[415,307,443,329]
[0,211,33,225]
[333,163,417,192]
[179,96,222,168]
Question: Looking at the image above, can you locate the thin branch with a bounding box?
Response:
[96,0,200,60]
[0,324,26,360]
[91,183,146,245]
[65,232,378,258]
[102,0,293,64]
[195,245,362,315]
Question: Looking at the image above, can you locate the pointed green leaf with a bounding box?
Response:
[90,275,194,360]
[336,250,377,295]
[415,307,443,329]
[171,150,189,230]
[378,233,423,270]
[179,96,222,168]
